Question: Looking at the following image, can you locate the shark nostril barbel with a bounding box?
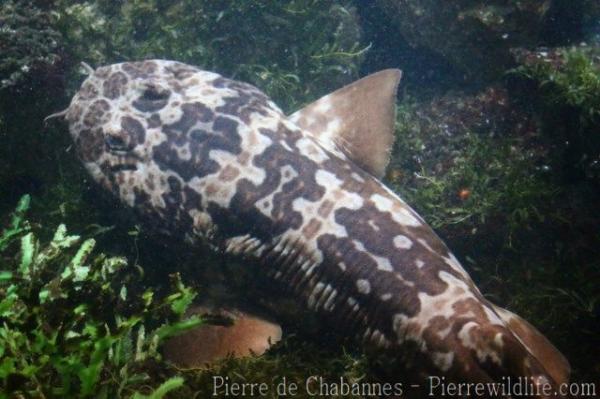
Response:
[57,59,571,387]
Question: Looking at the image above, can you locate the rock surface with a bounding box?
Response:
[583,0,600,43]
[376,0,552,81]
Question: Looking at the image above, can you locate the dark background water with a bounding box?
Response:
[1,0,598,395]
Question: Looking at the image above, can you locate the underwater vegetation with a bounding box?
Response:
[0,195,203,398]
[0,0,599,397]
[0,1,61,90]
[511,46,600,181]
[389,88,555,242]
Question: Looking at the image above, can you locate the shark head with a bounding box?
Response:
[55,60,571,396]
[62,61,258,208]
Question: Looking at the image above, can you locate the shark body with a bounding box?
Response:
[58,60,569,396]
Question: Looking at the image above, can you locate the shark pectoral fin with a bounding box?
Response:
[288,69,402,179]
[494,305,571,385]
[163,306,282,369]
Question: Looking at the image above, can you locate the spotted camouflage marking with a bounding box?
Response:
[62,60,568,396]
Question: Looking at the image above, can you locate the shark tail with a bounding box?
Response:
[493,305,571,386]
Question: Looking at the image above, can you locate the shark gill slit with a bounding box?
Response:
[267,235,391,346]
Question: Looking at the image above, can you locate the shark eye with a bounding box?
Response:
[105,134,129,152]
[141,86,170,101]
[133,85,171,112]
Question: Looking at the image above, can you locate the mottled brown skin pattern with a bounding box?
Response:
[63,60,564,397]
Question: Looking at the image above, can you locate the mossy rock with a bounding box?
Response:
[376,0,552,82]
[52,0,366,112]
[0,1,61,91]
[510,45,600,182]
[388,86,553,250]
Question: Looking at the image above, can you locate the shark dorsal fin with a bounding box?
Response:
[289,69,401,178]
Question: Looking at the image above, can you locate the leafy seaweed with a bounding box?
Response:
[0,195,202,398]
[0,194,30,252]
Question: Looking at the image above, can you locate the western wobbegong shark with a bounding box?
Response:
[48,60,570,397]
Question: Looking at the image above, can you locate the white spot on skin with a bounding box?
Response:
[191,210,214,238]
[417,238,435,253]
[392,313,408,341]
[397,208,421,226]
[431,351,454,372]
[315,96,332,113]
[338,262,347,271]
[315,169,343,189]
[315,283,333,309]
[347,296,360,313]
[437,324,452,340]
[323,288,338,312]
[368,220,380,231]
[356,279,371,295]
[363,327,372,341]
[483,305,504,325]
[279,139,293,152]
[296,137,329,163]
[352,240,366,252]
[301,259,319,277]
[458,321,479,349]
[351,172,365,183]
[370,193,394,212]
[174,143,192,160]
[458,321,502,365]
[120,185,136,207]
[373,254,393,272]
[443,253,471,280]
[393,235,413,249]
[259,199,272,213]
[415,259,425,268]
[351,241,394,271]
[398,270,481,345]
[324,118,342,141]
[308,282,325,309]
[494,332,504,348]
[380,293,392,301]
[370,194,421,226]
[370,329,389,347]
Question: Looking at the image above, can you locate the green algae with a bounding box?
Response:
[512,47,600,128]
[389,95,556,246]
[510,46,600,182]
[0,196,202,398]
